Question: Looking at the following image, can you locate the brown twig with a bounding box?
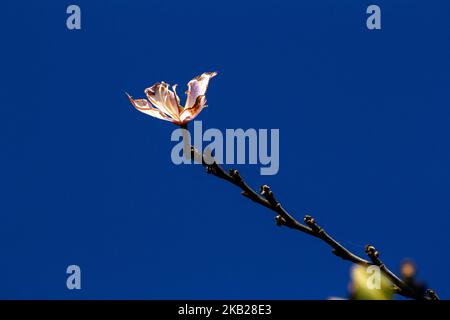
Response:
[186,140,438,300]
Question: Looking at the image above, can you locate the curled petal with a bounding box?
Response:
[171,84,183,113]
[185,72,217,109]
[180,95,206,123]
[145,82,181,121]
[127,94,173,122]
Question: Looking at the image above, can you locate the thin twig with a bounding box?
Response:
[185,136,438,300]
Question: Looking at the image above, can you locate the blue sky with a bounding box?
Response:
[0,0,449,299]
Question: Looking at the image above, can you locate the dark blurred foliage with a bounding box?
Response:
[400,259,427,297]
[331,259,428,300]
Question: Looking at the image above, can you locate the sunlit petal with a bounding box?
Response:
[145,82,181,121]
[127,94,173,122]
[180,95,206,123]
[185,72,217,109]
[171,84,183,113]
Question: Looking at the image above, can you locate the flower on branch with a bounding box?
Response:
[127,72,217,125]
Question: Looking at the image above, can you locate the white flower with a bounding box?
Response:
[127,72,217,125]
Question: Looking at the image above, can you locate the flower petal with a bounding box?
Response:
[171,84,183,113]
[180,95,207,123]
[145,82,181,121]
[127,94,173,122]
[185,72,217,109]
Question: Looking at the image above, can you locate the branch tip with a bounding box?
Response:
[260,184,270,195]
[229,169,242,182]
[426,289,439,300]
[365,245,378,258]
[304,215,321,233]
[275,215,286,226]
[365,245,383,266]
[260,185,278,206]
[191,142,438,300]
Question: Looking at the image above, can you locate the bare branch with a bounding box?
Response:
[187,143,438,300]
